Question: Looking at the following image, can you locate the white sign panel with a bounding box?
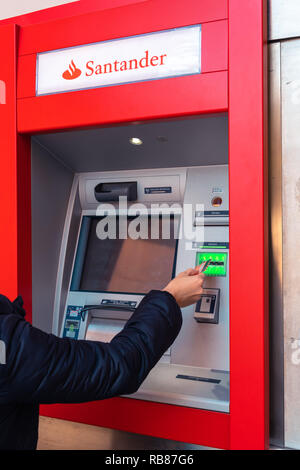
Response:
[36,25,201,96]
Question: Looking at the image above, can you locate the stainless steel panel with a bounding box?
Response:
[31,138,74,333]
[281,39,300,449]
[269,42,284,447]
[269,0,300,41]
[132,363,229,413]
[174,167,229,372]
[52,178,82,335]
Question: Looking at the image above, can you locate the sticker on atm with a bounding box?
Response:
[196,252,228,277]
[144,186,172,194]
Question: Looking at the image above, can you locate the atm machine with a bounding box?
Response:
[52,164,229,413]
[0,0,267,449]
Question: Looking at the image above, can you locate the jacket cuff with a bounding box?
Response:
[155,289,178,306]
[146,289,180,311]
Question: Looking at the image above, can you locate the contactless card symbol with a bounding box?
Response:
[62,60,82,80]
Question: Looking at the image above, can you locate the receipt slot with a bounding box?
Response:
[0,0,268,450]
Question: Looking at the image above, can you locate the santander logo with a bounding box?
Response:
[62,60,82,80]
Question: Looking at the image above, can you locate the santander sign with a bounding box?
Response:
[62,50,167,81]
[37,25,201,96]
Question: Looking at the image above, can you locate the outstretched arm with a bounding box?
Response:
[1,268,204,405]
[3,291,180,404]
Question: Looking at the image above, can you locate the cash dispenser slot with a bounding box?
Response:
[83,304,135,343]
[82,304,171,356]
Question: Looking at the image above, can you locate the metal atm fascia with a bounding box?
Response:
[53,165,229,413]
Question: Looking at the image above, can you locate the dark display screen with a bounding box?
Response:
[72,216,177,294]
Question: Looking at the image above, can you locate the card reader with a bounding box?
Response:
[194,288,220,324]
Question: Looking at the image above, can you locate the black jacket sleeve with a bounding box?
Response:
[0,291,182,405]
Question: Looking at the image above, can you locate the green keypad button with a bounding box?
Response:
[196,252,228,277]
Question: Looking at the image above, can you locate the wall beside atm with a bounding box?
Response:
[269,0,300,450]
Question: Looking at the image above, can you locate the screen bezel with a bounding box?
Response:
[70,214,179,295]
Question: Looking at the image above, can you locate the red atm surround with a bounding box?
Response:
[0,0,268,450]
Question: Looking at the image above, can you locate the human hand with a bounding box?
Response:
[162,266,205,308]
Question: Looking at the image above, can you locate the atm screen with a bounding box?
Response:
[72,216,177,294]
